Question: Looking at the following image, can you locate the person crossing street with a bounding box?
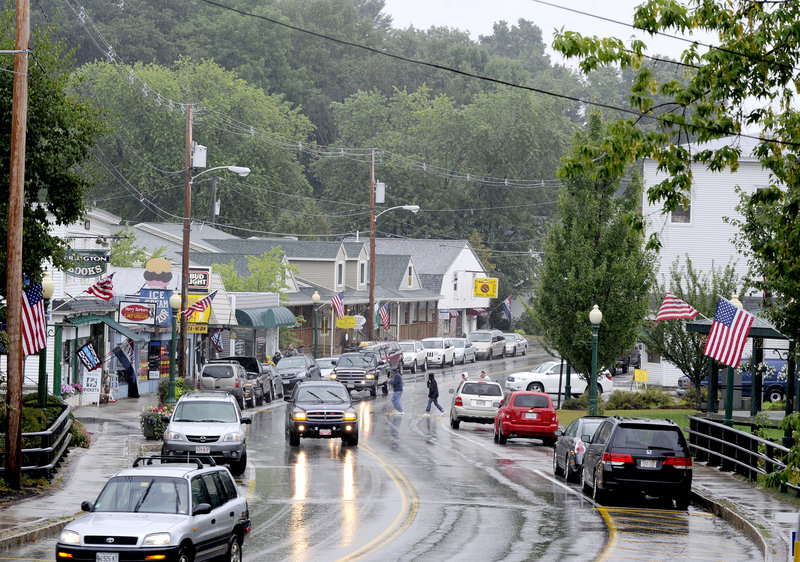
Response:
[389,367,404,414]
[425,372,445,415]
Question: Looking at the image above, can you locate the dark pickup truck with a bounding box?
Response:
[330,352,390,396]
[677,358,787,403]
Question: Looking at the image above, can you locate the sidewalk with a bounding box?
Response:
[0,398,798,560]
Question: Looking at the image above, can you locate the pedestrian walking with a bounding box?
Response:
[425,372,445,415]
[389,368,404,414]
[479,370,492,381]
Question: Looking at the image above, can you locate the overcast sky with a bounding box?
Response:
[381,0,711,65]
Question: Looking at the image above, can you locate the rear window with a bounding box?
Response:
[461,382,502,396]
[614,426,683,450]
[422,340,444,349]
[400,343,415,352]
[513,394,550,409]
[202,365,234,378]
[469,333,491,342]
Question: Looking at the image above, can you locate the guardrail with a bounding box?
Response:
[687,415,800,496]
[0,404,73,477]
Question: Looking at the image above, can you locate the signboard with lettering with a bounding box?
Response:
[82,371,101,404]
[336,316,356,329]
[473,277,499,298]
[139,289,173,327]
[66,250,110,278]
[188,267,212,294]
[187,324,208,334]
[119,301,156,325]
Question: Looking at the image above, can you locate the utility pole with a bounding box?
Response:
[366,148,376,338]
[179,103,192,380]
[5,0,31,490]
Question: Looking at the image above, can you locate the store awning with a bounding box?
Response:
[449,309,460,318]
[467,308,489,316]
[235,306,297,329]
[67,314,148,343]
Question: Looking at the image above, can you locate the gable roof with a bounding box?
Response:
[372,238,470,274]
[204,238,344,260]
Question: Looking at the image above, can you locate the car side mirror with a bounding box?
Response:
[581,434,591,442]
[81,500,93,512]
[241,417,252,424]
[449,388,455,394]
[283,395,292,402]
[193,502,212,516]
[554,429,563,437]
[162,415,171,423]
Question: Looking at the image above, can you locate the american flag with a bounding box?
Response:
[502,297,513,323]
[183,290,217,318]
[331,292,345,319]
[85,273,115,301]
[22,281,47,356]
[379,301,390,331]
[703,296,754,368]
[655,292,699,321]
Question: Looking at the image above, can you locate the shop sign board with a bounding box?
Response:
[473,277,498,298]
[119,301,156,325]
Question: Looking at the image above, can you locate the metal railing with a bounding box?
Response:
[687,415,800,496]
[0,404,73,477]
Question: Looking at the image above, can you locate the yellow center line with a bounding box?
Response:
[595,505,619,562]
[336,442,419,561]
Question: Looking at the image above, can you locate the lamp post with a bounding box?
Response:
[312,291,321,358]
[589,304,602,416]
[37,274,55,407]
[179,163,250,379]
[167,292,182,405]
[367,204,420,337]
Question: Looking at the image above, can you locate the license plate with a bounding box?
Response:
[525,412,539,419]
[97,554,119,562]
[195,446,211,454]
[475,400,488,406]
[639,459,658,468]
[319,429,332,436]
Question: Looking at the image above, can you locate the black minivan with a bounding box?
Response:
[580,416,692,509]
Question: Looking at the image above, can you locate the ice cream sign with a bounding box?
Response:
[118,301,156,325]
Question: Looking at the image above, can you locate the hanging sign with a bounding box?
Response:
[336,316,356,329]
[473,277,498,298]
[119,301,157,325]
[66,251,110,278]
[188,267,212,294]
[82,371,101,404]
[77,341,102,371]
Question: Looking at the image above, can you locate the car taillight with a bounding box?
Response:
[663,456,692,468]
[455,396,463,406]
[575,440,585,454]
[602,452,633,465]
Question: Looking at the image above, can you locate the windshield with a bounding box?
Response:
[469,333,491,342]
[422,340,444,350]
[452,339,465,348]
[94,476,189,514]
[317,359,337,369]
[336,355,373,368]
[278,357,306,368]
[399,343,415,352]
[296,385,350,403]
[173,401,238,423]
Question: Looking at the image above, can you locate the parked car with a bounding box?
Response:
[198,361,247,409]
[553,415,606,482]
[330,351,390,396]
[467,330,506,360]
[161,392,251,475]
[56,456,250,562]
[276,355,322,393]
[504,360,614,398]
[284,381,359,446]
[503,333,528,357]
[317,356,339,379]
[212,356,272,407]
[448,379,504,429]
[261,363,284,402]
[362,341,404,371]
[421,337,456,367]
[399,340,428,373]
[493,391,559,446]
[676,358,787,402]
[452,337,477,364]
[580,416,692,508]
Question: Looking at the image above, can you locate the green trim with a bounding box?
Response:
[235,306,296,329]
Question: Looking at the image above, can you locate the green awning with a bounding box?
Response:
[67,314,148,343]
[236,306,296,329]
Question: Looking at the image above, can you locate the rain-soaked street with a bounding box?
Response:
[5,351,763,561]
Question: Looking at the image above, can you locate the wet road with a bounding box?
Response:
[5,352,762,561]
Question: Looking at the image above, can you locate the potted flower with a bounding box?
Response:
[139,403,174,440]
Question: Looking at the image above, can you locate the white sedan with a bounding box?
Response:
[504,360,613,398]
[503,333,528,357]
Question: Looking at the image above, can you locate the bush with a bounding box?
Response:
[140,403,175,440]
[604,388,678,410]
[157,377,197,403]
[561,392,605,412]
[70,419,91,448]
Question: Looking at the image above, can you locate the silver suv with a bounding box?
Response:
[56,456,250,561]
[162,392,251,475]
[199,361,247,409]
[468,329,506,360]
[448,379,504,429]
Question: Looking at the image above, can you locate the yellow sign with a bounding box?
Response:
[634,369,648,382]
[473,277,498,298]
[187,324,208,334]
[336,316,356,329]
[174,294,213,323]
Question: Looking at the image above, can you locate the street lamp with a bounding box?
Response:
[179,164,251,379]
[37,274,55,407]
[312,290,321,358]
[167,291,182,405]
[367,205,420,337]
[589,304,602,416]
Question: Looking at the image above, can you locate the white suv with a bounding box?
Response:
[421,337,456,367]
[399,340,428,373]
[56,456,250,561]
[448,379,504,429]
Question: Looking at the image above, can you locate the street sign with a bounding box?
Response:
[353,315,366,328]
[336,316,356,329]
[634,369,648,382]
[473,277,498,298]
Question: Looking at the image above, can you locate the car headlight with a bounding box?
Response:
[142,532,171,546]
[366,373,375,379]
[293,411,307,421]
[330,373,338,379]
[59,530,81,544]
[344,412,357,421]
[164,431,186,441]
[223,431,244,442]
[296,372,306,379]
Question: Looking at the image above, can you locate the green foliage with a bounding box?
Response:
[764,413,800,490]
[111,227,166,267]
[604,388,677,410]
[157,377,197,404]
[70,419,91,448]
[532,112,655,375]
[213,248,296,299]
[561,392,604,412]
[679,387,707,409]
[139,403,175,441]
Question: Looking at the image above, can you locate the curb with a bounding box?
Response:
[0,514,77,550]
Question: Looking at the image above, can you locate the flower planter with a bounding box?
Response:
[141,415,158,440]
[63,394,82,409]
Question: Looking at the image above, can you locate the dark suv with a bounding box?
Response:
[331,351,390,396]
[580,416,692,509]
[284,381,359,446]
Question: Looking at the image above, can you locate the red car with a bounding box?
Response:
[494,391,559,446]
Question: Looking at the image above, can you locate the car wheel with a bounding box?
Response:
[522,346,527,356]
[675,489,690,510]
[230,452,247,476]
[487,350,493,361]
[460,354,466,365]
[288,430,300,447]
[256,387,264,406]
[246,396,255,409]
[471,354,476,363]
[512,348,517,357]
[441,357,447,367]
[176,546,192,562]
[767,388,784,403]
[493,423,500,443]
[527,382,545,393]
[450,355,455,367]
[400,361,405,372]
[238,397,246,410]
[382,382,388,395]
[369,384,377,397]
[564,454,575,483]
[553,451,563,476]
[225,534,242,562]
[344,432,359,446]
[450,415,460,430]
[411,360,417,374]
[592,472,606,504]
[580,468,591,495]
[422,360,427,372]
[497,423,507,445]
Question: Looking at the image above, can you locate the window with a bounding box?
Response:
[671,201,691,223]
[408,266,413,287]
[202,473,224,509]
[191,477,210,510]
[337,263,344,286]
[360,262,366,285]
[647,347,661,364]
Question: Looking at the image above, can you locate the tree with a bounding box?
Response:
[644,256,740,408]
[110,227,165,267]
[532,112,655,376]
[0,6,105,295]
[212,248,296,297]
[552,1,800,342]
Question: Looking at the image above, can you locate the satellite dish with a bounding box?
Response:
[353,315,366,328]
